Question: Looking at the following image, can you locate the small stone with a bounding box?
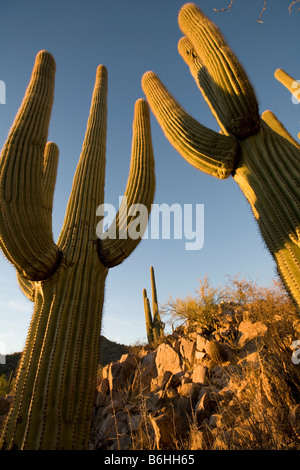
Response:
[191,364,207,384]
[179,337,196,365]
[196,334,207,352]
[195,350,206,361]
[195,391,212,424]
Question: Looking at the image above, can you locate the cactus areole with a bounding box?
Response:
[142,3,300,312]
[0,51,155,449]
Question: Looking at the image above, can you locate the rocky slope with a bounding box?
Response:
[90,302,300,450]
[1,303,299,450]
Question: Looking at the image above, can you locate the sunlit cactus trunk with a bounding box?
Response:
[4,254,107,449]
[0,51,155,449]
[234,119,300,307]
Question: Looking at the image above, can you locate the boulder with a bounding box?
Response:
[149,407,185,449]
[237,320,268,356]
[179,337,196,366]
[196,334,207,352]
[155,343,182,376]
[205,340,227,364]
[108,353,137,391]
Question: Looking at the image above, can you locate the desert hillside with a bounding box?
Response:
[91,279,300,450]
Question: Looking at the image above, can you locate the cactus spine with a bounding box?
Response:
[142,3,300,312]
[0,51,155,449]
[143,266,164,345]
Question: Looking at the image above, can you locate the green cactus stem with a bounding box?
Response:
[0,50,155,450]
[143,266,164,345]
[143,288,154,344]
[142,3,300,311]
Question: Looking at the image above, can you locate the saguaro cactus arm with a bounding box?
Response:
[57,64,108,263]
[98,99,155,267]
[274,69,300,139]
[0,51,60,281]
[150,266,159,323]
[142,3,300,310]
[275,69,300,102]
[261,110,300,149]
[0,51,155,450]
[16,141,59,302]
[142,72,237,178]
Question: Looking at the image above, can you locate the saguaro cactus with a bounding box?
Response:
[142,3,300,311]
[0,50,155,449]
[143,266,164,345]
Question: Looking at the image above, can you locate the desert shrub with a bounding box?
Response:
[161,275,225,331]
[0,373,13,397]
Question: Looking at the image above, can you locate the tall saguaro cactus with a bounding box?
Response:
[142,3,300,311]
[143,266,164,345]
[0,50,155,449]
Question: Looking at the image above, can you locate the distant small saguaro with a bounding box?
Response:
[0,80,6,104]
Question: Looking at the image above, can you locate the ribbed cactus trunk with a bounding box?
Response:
[234,119,300,306]
[0,51,155,449]
[142,3,300,312]
[3,255,107,449]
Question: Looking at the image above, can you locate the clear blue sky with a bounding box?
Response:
[0,0,299,353]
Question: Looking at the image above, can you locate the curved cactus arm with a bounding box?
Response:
[57,65,108,262]
[16,272,35,302]
[16,141,59,302]
[98,99,155,267]
[177,3,260,139]
[0,51,60,281]
[141,71,237,179]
